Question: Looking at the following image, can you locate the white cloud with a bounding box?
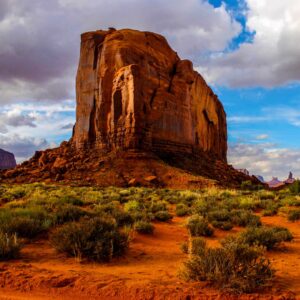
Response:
[0,134,49,162]
[228,142,300,181]
[255,134,268,140]
[202,0,300,87]
[0,100,75,161]
[0,0,241,105]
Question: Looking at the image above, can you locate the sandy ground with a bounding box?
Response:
[0,216,299,300]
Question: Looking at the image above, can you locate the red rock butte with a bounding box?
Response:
[72,28,227,161]
[0,28,257,187]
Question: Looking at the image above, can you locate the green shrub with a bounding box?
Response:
[211,220,233,231]
[124,200,142,212]
[175,204,190,216]
[0,208,52,238]
[134,221,154,234]
[53,205,86,225]
[230,210,261,227]
[289,180,300,195]
[181,236,273,293]
[0,232,21,260]
[186,215,214,237]
[150,201,167,213]
[154,211,173,222]
[51,217,129,262]
[287,209,300,221]
[240,226,293,250]
[189,237,206,256]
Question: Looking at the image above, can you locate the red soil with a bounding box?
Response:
[0,216,298,300]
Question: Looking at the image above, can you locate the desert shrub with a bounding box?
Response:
[124,200,143,212]
[175,203,190,216]
[192,199,214,216]
[0,232,21,260]
[0,208,52,238]
[154,210,173,222]
[238,197,260,210]
[208,209,231,222]
[240,226,293,250]
[262,202,279,216]
[111,209,134,227]
[281,196,300,207]
[258,191,275,200]
[211,220,233,231]
[208,209,233,230]
[134,221,154,234]
[287,209,300,221]
[181,236,273,293]
[150,200,167,213]
[3,186,28,200]
[190,237,206,256]
[230,210,261,227]
[53,205,86,225]
[289,180,300,195]
[51,217,129,262]
[60,195,84,206]
[186,215,214,237]
[240,180,262,191]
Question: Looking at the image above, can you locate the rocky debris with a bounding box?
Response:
[72,28,227,161]
[0,149,16,170]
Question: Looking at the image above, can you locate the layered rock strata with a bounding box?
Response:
[72,29,227,161]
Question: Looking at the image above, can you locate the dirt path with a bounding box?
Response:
[0,216,299,299]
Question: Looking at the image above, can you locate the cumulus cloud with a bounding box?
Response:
[0,0,240,105]
[0,100,75,161]
[0,109,36,133]
[202,0,300,87]
[0,134,49,162]
[228,142,300,181]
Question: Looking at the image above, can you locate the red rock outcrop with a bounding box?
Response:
[72,29,227,161]
[1,28,260,188]
[0,149,16,170]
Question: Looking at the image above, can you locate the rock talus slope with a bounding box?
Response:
[72,29,227,161]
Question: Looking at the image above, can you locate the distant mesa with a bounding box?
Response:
[254,175,265,183]
[0,149,16,170]
[0,28,257,187]
[266,172,295,189]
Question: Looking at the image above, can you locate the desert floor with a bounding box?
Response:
[0,215,298,300]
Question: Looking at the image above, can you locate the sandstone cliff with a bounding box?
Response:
[0,28,258,188]
[72,29,227,161]
[0,149,16,170]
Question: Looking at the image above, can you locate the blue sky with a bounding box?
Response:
[0,0,300,180]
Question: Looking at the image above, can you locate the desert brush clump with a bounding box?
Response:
[134,220,154,234]
[186,215,214,237]
[239,226,293,250]
[181,236,274,293]
[51,217,129,262]
[0,232,21,260]
[287,209,300,221]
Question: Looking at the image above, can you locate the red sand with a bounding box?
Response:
[0,216,298,300]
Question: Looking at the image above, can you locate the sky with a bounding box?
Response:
[0,0,300,181]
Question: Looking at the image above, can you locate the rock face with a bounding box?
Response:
[0,149,16,170]
[72,29,227,161]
